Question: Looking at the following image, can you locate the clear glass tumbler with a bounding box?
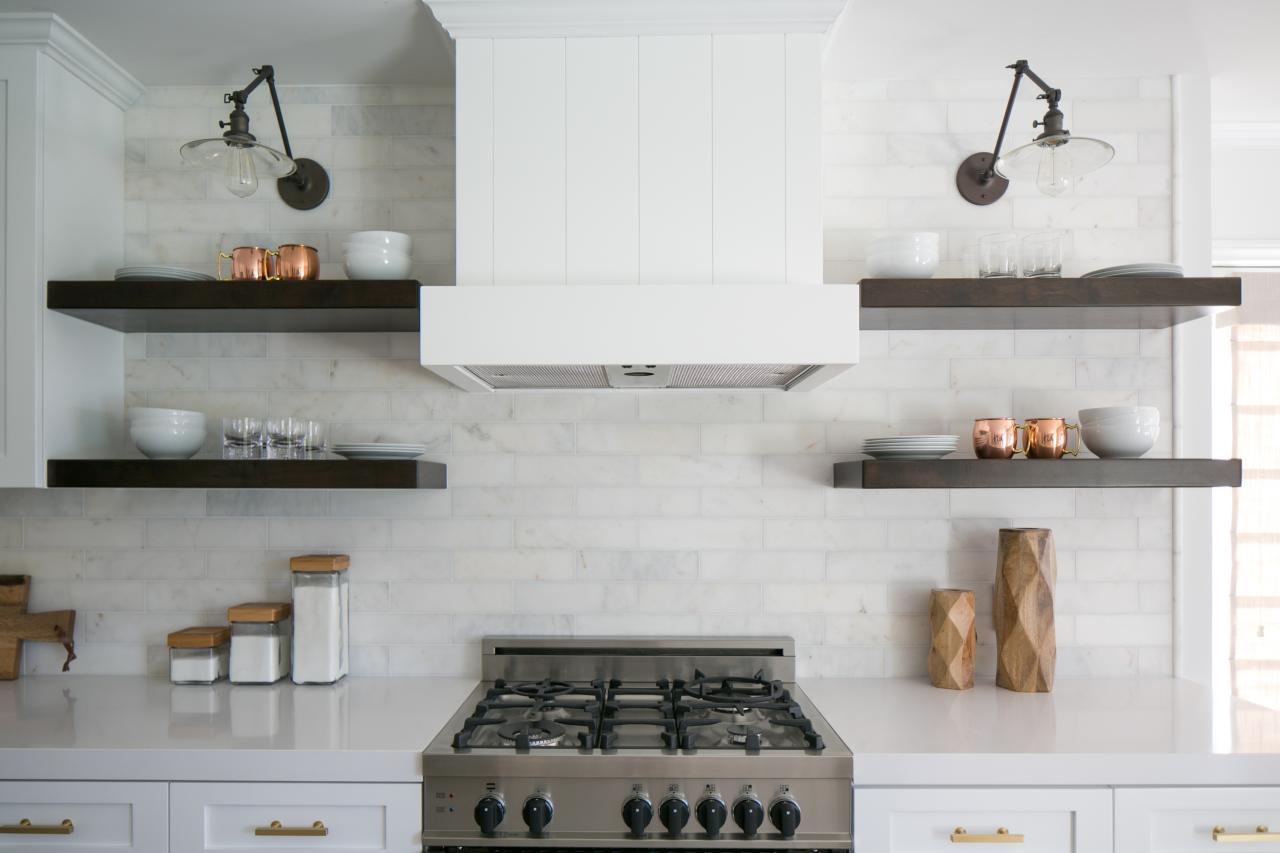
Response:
[1020,231,1065,278]
[222,416,264,459]
[266,417,306,459]
[978,232,1019,278]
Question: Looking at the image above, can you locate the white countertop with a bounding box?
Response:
[3,675,1280,785]
[804,676,1280,786]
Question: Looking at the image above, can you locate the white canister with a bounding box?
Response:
[167,626,230,684]
[290,554,350,684]
[228,602,292,684]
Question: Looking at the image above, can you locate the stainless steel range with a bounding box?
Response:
[422,637,852,851]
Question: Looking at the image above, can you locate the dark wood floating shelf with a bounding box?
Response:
[46,459,447,490]
[47,280,428,333]
[835,458,1243,489]
[859,277,1241,330]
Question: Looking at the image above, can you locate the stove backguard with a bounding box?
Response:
[480,637,795,684]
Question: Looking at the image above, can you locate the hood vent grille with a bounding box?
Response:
[466,364,814,390]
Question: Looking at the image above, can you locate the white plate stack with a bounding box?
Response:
[115,265,215,281]
[862,435,959,460]
[1081,263,1183,278]
[331,442,427,460]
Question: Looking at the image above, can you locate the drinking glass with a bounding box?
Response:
[266,417,306,459]
[222,416,264,459]
[301,420,328,455]
[978,233,1018,278]
[1020,231,1064,278]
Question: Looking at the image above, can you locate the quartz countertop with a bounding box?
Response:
[3,675,1280,785]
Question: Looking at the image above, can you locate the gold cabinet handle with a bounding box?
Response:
[0,818,74,835]
[255,820,328,837]
[1213,825,1280,842]
[952,826,1025,843]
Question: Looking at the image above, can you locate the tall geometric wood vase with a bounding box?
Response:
[928,588,976,690]
[995,528,1056,692]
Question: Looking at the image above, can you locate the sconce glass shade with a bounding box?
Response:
[995,133,1114,196]
[179,137,297,179]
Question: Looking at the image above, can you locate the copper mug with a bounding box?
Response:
[973,418,1026,459]
[275,243,320,280]
[217,246,278,281]
[1024,417,1081,459]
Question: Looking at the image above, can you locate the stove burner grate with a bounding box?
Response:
[500,678,577,700]
[497,720,566,747]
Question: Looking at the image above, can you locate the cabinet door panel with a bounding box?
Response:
[1117,787,1280,852]
[0,781,167,852]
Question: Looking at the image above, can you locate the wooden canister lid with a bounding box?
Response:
[290,554,350,573]
[227,602,292,623]
[167,626,230,648]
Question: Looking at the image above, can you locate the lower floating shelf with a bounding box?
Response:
[835,458,1242,489]
[46,459,447,490]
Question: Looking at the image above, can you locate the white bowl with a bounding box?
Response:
[1080,419,1160,458]
[867,248,939,278]
[1078,405,1159,425]
[130,422,206,459]
[128,407,204,423]
[345,230,413,254]
[344,247,412,280]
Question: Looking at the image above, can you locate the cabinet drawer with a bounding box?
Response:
[0,781,167,852]
[170,783,419,853]
[855,787,1113,853]
[1117,787,1280,852]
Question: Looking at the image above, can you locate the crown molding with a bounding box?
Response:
[1213,240,1280,268]
[0,13,143,110]
[1213,121,1280,149]
[426,0,848,38]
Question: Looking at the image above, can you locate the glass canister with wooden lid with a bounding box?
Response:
[167,626,230,684]
[227,602,292,684]
[290,554,350,684]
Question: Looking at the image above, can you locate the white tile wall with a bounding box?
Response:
[11,79,1177,678]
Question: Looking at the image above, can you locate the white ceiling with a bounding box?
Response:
[4,0,1276,115]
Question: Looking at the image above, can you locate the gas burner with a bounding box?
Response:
[726,724,768,747]
[497,720,566,747]
[502,678,576,700]
[680,669,785,705]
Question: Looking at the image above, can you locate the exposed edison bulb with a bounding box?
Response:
[224,146,258,198]
[1036,145,1072,197]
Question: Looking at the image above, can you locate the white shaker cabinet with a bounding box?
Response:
[1116,787,1280,852]
[0,781,167,852]
[0,13,140,486]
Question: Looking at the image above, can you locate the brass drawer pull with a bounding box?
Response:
[952,826,1025,843]
[1214,824,1280,842]
[255,820,328,837]
[0,818,75,835]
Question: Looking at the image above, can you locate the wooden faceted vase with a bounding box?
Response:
[928,588,976,690]
[995,528,1056,693]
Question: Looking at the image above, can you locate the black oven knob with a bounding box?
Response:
[769,797,802,838]
[659,796,690,836]
[621,795,653,837]
[733,795,764,837]
[522,795,553,835]
[474,795,505,835]
[696,796,727,837]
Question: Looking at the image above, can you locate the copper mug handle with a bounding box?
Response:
[1065,422,1081,457]
[1013,423,1028,456]
[217,251,233,281]
[266,248,280,281]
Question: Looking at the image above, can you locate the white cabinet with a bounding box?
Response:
[0,14,140,486]
[1116,787,1280,852]
[855,787,1113,853]
[0,781,167,852]
[169,782,420,853]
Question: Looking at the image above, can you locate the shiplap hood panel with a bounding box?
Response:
[421,0,857,391]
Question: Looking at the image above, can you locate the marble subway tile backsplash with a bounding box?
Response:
[11,79,1179,678]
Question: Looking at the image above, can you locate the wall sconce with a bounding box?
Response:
[956,60,1114,205]
[179,64,330,210]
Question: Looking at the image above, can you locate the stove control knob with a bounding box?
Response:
[621,795,653,837]
[659,795,690,836]
[474,795,505,835]
[769,795,802,839]
[522,795,553,836]
[733,794,765,837]
[696,796,727,837]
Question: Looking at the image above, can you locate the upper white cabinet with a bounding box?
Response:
[0,13,140,486]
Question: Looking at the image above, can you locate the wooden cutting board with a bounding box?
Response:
[0,575,77,680]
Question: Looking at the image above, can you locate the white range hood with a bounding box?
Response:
[420,284,859,391]
[422,0,855,392]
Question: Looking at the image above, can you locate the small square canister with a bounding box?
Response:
[228,602,291,685]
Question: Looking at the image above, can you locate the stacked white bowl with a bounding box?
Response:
[866,232,940,278]
[128,407,207,459]
[343,231,413,279]
[1078,406,1160,458]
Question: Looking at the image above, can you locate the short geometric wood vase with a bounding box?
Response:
[995,528,1056,692]
[928,589,976,690]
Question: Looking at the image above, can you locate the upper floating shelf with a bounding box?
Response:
[47,280,429,333]
[46,458,447,490]
[859,277,1241,330]
[835,458,1243,489]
